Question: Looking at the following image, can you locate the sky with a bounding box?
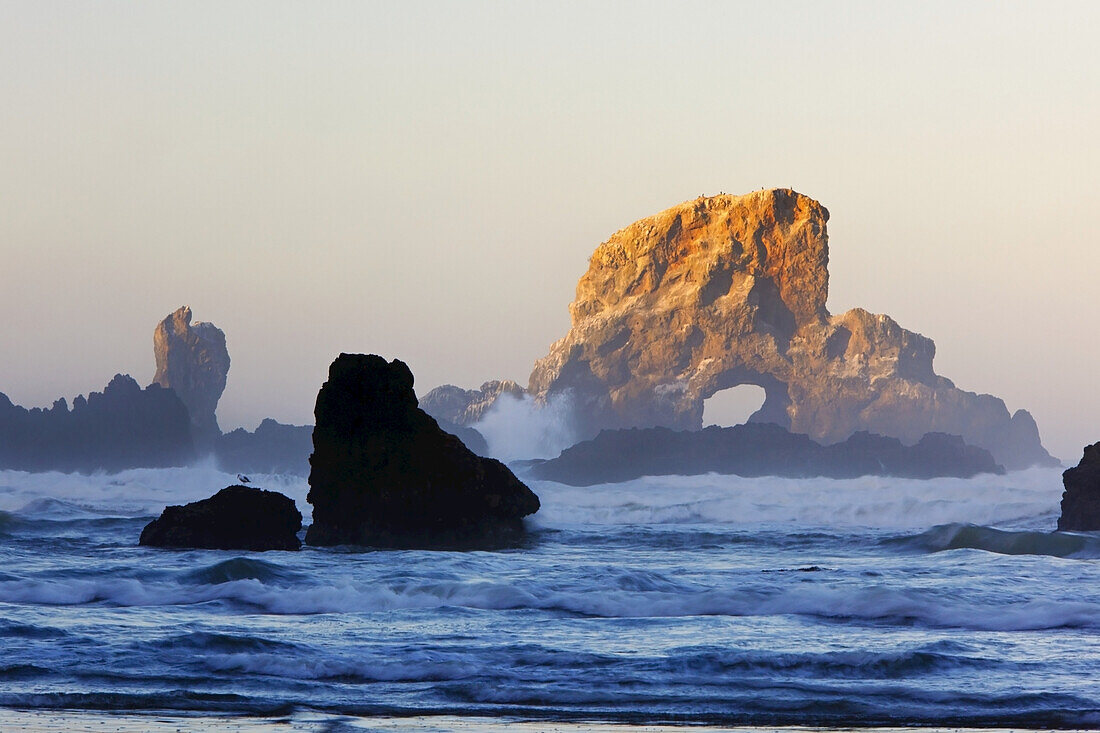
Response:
[0,1,1097,461]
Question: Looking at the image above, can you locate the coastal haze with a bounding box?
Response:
[5,4,1100,728]
[1,1,1097,463]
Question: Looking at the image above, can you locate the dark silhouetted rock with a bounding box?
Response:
[139,485,302,551]
[527,422,1004,485]
[152,306,230,448]
[306,354,540,548]
[435,418,490,456]
[0,375,194,473]
[215,419,313,476]
[525,190,1056,470]
[213,418,488,475]
[1058,444,1100,531]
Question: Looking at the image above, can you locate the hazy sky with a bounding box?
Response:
[1,1,1097,460]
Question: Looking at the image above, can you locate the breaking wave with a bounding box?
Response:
[895,522,1100,558]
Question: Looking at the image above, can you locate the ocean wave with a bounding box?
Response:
[0,464,1066,533]
[530,466,1065,530]
[0,620,69,639]
[155,631,308,654]
[179,557,307,586]
[0,464,311,521]
[893,523,1100,558]
[197,651,478,683]
[3,574,1097,631]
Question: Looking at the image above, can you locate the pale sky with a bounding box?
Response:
[0,1,1097,461]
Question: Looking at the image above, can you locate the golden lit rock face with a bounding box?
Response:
[529,189,1055,469]
[152,306,230,448]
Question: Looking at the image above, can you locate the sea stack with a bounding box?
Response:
[1058,444,1100,531]
[152,306,231,448]
[305,353,540,548]
[521,189,1055,470]
[139,485,302,551]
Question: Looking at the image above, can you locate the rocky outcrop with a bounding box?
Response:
[420,380,525,426]
[1057,444,1100,531]
[306,354,540,548]
[139,485,302,550]
[152,306,230,447]
[213,417,487,476]
[215,419,313,476]
[527,423,1003,485]
[526,189,1055,470]
[0,375,194,473]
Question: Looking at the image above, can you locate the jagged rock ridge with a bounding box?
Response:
[420,381,525,426]
[509,189,1053,470]
[0,375,194,473]
[152,306,230,447]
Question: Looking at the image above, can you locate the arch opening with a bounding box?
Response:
[702,384,767,428]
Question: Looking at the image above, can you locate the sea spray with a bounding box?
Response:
[474,392,579,461]
[529,466,1065,530]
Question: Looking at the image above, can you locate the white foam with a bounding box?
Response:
[474,392,579,461]
[0,463,1064,533]
[0,462,311,521]
[529,467,1066,531]
[1,573,1094,631]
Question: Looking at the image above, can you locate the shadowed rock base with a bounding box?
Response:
[527,423,1004,485]
[1058,443,1100,531]
[139,485,302,551]
[305,354,539,549]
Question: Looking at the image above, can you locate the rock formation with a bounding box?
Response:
[215,419,314,476]
[139,485,302,551]
[420,380,525,426]
[522,189,1054,470]
[213,418,488,476]
[0,375,194,473]
[1057,444,1100,531]
[306,354,540,548]
[527,423,1003,486]
[152,306,230,447]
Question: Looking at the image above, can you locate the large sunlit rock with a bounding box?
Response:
[525,189,1055,470]
[152,305,230,448]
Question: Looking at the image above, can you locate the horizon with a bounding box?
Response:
[1,2,1097,461]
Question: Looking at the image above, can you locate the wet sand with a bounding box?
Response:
[0,710,1082,733]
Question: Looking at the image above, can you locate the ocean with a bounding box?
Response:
[2,463,1099,729]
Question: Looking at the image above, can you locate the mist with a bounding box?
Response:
[473,392,579,462]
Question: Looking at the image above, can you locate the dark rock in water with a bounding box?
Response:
[152,306,231,448]
[215,419,313,476]
[140,485,302,551]
[0,375,194,473]
[1058,444,1100,531]
[527,422,1004,485]
[306,353,540,548]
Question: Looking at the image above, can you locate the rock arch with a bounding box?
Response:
[527,189,1055,470]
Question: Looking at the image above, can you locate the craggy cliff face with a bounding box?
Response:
[152,306,230,446]
[528,189,1054,470]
